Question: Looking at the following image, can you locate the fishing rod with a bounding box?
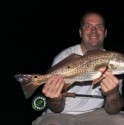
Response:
[32,92,103,111]
[62,92,103,98]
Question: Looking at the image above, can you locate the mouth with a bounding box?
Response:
[89,36,98,40]
[89,35,98,38]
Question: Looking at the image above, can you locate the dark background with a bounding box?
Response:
[1,0,124,124]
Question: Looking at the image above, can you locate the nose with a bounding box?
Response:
[91,26,97,32]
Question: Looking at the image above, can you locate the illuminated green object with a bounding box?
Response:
[32,95,46,111]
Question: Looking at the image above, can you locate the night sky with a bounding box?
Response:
[1,0,124,124]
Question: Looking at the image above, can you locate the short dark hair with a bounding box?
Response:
[79,11,106,29]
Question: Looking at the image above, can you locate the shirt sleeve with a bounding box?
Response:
[51,44,81,67]
[51,51,69,66]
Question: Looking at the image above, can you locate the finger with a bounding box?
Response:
[101,75,119,93]
[43,75,64,98]
[100,82,108,93]
[42,75,59,94]
[49,76,64,98]
[104,71,119,86]
[51,78,64,98]
[99,67,119,86]
[44,79,58,97]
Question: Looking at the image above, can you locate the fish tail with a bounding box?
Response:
[14,74,46,99]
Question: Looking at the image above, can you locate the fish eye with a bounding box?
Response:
[34,76,37,78]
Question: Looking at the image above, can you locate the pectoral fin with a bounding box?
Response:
[92,75,106,84]
[63,83,73,90]
[92,65,108,84]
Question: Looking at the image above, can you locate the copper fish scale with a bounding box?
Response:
[47,52,111,80]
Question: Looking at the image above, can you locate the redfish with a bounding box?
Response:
[14,50,124,99]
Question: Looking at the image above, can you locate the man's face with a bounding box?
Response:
[80,14,107,50]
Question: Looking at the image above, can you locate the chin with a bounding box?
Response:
[89,46,101,50]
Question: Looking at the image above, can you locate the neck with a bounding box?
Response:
[80,42,104,54]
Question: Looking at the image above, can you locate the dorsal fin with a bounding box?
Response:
[47,53,82,73]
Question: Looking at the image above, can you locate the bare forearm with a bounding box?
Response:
[46,97,65,113]
[104,91,123,114]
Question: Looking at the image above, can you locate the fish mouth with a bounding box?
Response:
[14,74,33,83]
[14,74,40,99]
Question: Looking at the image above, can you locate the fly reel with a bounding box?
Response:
[32,95,47,111]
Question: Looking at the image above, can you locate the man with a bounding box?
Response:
[32,11,124,125]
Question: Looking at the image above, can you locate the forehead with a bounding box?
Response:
[83,14,104,24]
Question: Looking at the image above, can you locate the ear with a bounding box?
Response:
[105,29,107,38]
[79,29,82,38]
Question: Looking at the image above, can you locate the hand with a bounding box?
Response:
[99,68,119,95]
[42,75,64,99]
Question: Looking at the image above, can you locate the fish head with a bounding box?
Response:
[14,74,40,99]
[108,54,124,75]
